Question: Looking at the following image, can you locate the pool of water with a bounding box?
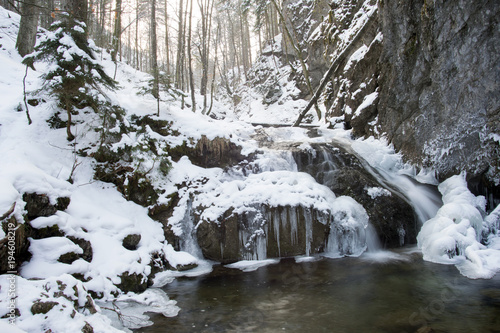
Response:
[137,248,500,333]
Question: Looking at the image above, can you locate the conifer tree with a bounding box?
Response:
[23,13,118,141]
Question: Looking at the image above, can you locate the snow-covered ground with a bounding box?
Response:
[0,5,499,333]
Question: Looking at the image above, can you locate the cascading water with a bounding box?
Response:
[179,199,204,259]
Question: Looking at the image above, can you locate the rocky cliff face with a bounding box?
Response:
[377,0,499,186]
[268,0,499,200]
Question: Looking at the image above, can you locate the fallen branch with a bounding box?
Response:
[293,7,378,127]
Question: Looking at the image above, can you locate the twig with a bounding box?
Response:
[23,65,32,125]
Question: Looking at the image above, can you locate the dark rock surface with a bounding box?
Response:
[292,143,417,247]
[262,0,499,195]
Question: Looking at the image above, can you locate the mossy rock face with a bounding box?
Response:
[169,136,248,169]
[116,272,148,293]
[29,223,64,239]
[131,115,172,136]
[58,251,80,264]
[67,236,93,262]
[23,193,58,220]
[31,300,58,315]
[0,216,31,273]
[126,173,159,206]
[122,234,141,250]
[148,193,181,250]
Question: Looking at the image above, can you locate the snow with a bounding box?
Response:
[0,3,499,333]
[354,91,378,117]
[417,174,500,279]
[344,44,368,71]
[365,186,391,199]
[225,259,280,272]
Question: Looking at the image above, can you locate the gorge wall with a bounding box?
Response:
[268,0,499,202]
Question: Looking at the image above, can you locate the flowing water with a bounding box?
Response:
[137,248,500,333]
[136,134,498,332]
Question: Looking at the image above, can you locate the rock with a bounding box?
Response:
[196,210,240,264]
[292,143,417,247]
[58,251,80,264]
[122,234,141,250]
[67,236,93,262]
[116,272,148,293]
[23,193,57,220]
[195,205,331,263]
[0,216,31,273]
[31,301,58,315]
[169,136,248,169]
[82,322,94,333]
[376,0,500,185]
[126,172,158,207]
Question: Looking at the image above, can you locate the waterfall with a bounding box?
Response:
[179,199,204,259]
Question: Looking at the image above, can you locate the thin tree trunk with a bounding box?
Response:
[151,0,160,116]
[164,0,170,75]
[111,0,122,62]
[187,0,195,112]
[175,0,184,89]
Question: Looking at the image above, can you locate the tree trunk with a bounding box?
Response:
[150,0,160,116]
[187,0,195,112]
[16,0,39,57]
[111,0,122,62]
[164,0,170,75]
[63,0,89,26]
[175,0,184,89]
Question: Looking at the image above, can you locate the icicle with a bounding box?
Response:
[304,207,313,256]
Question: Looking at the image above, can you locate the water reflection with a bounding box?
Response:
[137,248,500,333]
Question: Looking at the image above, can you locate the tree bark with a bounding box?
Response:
[16,0,39,57]
[187,0,195,112]
[111,0,122,62]
[150,0,160,116]
[63,0,89,26]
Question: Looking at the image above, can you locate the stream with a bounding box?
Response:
[137,248,500,333]
[134,130,499,332]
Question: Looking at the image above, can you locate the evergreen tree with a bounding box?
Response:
[23,13,118,141]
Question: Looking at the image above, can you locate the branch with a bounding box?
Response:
[293,7,378,127]
[23,65,33,125]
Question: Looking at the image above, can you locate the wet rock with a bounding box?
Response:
[122,234,141,250]
[196,210,239,264]
[116,272,148,293]
[292,143,417,247]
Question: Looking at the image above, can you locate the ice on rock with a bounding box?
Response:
[418,174,500,278]
[325,196,370,257]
